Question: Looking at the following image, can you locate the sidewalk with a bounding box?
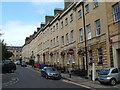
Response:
[27,65,120,89]
[61,73,120,89]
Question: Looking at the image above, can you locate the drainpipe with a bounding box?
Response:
[81,1,88,77]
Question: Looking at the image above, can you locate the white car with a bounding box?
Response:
[98,67,120,86]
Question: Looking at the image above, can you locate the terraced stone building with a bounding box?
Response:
[22,1,120,77]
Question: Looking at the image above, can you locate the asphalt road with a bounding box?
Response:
[2,65,91,89]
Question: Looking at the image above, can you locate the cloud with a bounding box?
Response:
[1,21,38,46]
[1,0,64,2]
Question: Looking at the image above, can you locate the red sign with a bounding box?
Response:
[68,49,74,55]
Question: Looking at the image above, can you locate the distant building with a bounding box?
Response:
[7,46,22,61]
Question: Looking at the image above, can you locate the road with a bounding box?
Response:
[2,65,91,89]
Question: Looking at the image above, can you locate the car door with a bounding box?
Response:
[111,68,119,82]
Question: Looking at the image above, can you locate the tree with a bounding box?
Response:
[2,42,13,60]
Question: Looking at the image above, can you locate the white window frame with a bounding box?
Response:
[95,19,101,36]
[87,24,92,40]
[70,13,73,21]
[53,38,55,46]
[51,40,52,47]
[65,18,68,25]
[66,33,69,45]
[85,4,89,13]
[113,3,120,22]
[51,28,52,34]
[61,21,63,28]
[71,30,74,42]
[78,10,82,18]
[72,55,75,63]
[93,0,98,8]
[67,55,70,64]
[56,23,58,30]
[53,26,55,32]
[61,36,64,46]
[79,28,84,42]
[98,48,103,63]
[89,50,93,63]
[56,36,59,46]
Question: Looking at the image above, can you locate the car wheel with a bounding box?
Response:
[110,79,116,86]
[45,74,48,79]
[11,69,14,73]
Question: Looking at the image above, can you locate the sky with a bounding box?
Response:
[1,0,64,46]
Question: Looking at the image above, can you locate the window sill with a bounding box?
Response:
[113,20,120,24]
[78,16,82,20]
[95,33,106,38]
[65,24,68,26]
[70,20,73,23]
[85,12,89,15]
[70,41,76,44]
[93,6,98,9]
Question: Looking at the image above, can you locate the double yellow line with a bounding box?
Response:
[62,80,96,90]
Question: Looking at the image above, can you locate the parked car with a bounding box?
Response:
[41,67,61,79]
[2,60,16,73]
[38,64,46,69]
[34,63,38,68]
[21,62,27,67]
[98,67,120,86]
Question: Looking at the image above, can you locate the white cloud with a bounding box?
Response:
[1,0,64,2]
[1,21,38,46]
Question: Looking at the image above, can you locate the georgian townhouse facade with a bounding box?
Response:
[22,1,120,77]
[7,46,22,61]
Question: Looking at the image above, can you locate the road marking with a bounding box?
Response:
[3,77,19,87]
[62,79,96,90]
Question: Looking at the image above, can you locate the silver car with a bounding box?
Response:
[98,67,120,86]
[41,67,61,80]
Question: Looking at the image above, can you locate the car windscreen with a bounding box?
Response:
[98,68,110,75]
[47,67,57,71]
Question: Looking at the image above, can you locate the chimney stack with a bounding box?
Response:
[45,16,54,24]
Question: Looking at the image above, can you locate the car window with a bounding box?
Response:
[47,67,57,71]
[111,68,118,73]
[98,68,110,75]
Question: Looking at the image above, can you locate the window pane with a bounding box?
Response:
[95,19,101,35]
[87,24,91,39]
[85,4,89,13]
[98,48,102,62]
[71,30,74,42]
[66,33,69,44]
[78,10,82,18]
[79,28,84,42]
[113,3,120,22]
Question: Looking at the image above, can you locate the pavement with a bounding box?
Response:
[28,65,120,89]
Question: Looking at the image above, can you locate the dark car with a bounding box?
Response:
[2,60,16,73]
[41,67,61,80]
[21,62,27,67]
